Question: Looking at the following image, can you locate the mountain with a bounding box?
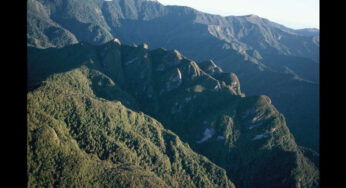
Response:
[27,0,320,152]
[27,68,235,187]
[294,28,319,36]
[27,0,319,61]
[28,40,319,187]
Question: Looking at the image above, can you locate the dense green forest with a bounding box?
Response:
[27,40,319,187]
[27,0,319,152]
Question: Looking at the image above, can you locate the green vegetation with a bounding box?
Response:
[27,67,234,187]
[28,41,319,187]
[27,0,319,152]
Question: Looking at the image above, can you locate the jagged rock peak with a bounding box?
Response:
[113,38,121,45]
[198,59,223,75]
[173,49,183,60]
[200,59,218,68]
[140,43,149,49]
[209,59,217,68]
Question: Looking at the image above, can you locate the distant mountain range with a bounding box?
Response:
[27,0,319,152]
[27,40,319,187]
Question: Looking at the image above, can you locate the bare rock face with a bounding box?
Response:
[166,68,182,92]
[113,38,121,45]
[140,43,149,49]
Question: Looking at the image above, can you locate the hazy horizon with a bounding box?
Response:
[157,0,319,30]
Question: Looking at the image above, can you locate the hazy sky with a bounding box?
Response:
[157,0,319,29]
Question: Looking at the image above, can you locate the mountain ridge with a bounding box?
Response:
[27,40,319,187]
[27,65,235,187]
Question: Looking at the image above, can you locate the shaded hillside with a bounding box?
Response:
[28,40,319,187]
[27,0,320,152]
[27,66,235,188]
[27,0,319,62]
